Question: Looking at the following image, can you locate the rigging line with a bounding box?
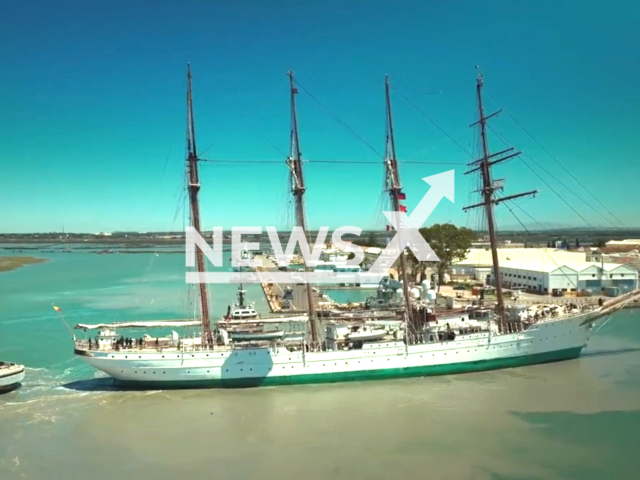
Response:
[160,140,176,181]
[312,160,465,165]
[199,143,216,158]
[521,157,596,229]
[487,125,598,229]
[498,193,578,289]
[391,86,474,158]
[199,158,465,165]
[487,123,611,226]
[261,134,288,158]
[486,92,624,227]
[509,199,551,232]
[291,78,384,159]
[518,150,617,228]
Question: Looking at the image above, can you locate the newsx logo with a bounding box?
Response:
[185,170,454,284]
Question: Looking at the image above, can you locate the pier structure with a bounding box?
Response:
[253,254,338,313]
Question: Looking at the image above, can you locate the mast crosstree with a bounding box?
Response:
[463,70,538,331]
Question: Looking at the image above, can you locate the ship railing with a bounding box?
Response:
[74,339,186,353]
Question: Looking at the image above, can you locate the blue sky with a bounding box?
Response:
[0,0,637,234]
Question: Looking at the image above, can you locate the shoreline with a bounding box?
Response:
[0,256,48,274]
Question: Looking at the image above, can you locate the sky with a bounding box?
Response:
[0,0,638,234]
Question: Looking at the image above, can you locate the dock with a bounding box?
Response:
[253,255,340,313]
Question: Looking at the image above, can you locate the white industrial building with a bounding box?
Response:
[449,248,588,281]
[486,262,638,295]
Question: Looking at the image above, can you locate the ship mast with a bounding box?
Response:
[237,283,245,308]
[384,75,414,328]
[286,71,319,344]
[463,70,537,332]
[185,64,213,344]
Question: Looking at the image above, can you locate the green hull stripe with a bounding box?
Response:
[116,347,583,390]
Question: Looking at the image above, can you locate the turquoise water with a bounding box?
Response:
[0,251,639,479]
[322,287,374,304]
[0,249,268,392]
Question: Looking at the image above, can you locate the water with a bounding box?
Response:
[323,287,373,304]
[1,250,639,479]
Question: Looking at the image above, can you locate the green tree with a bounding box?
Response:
[405,249,428,283]
[419,224,475,288]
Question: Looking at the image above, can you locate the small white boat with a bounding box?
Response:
[346,327,388,342]
[0,362,25,393]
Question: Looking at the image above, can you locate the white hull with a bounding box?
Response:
[75,311,601,388]
[0,364,25,393]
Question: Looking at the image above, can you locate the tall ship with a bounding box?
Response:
[72,66,638,388]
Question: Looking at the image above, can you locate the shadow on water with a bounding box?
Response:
[505,410,640,480]
[488,474,542,480]
[62,377,129,392]
[582,346,640,358]
[61,377,238,392]
[0,382,24,395]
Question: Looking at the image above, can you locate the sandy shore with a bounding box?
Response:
[0,256,47,274]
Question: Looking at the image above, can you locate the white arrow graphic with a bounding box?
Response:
[401,169,455,228]
[367,169,456,277]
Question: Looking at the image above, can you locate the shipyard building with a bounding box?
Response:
[450,247,638,296]
[486,262,638,296]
